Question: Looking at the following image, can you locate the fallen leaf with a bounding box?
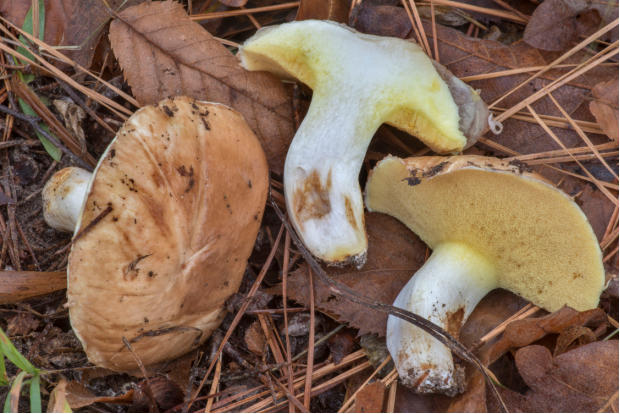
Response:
[0,271,66,305]
[0,0,142,69]
[523,0,618,51]
[420,19,617,155]
[575,183,616,242]
[355,5,413,39]
[280,212,427,337]
[487,342,619,412]
[132,376,184,412]
[244,320,267,355]
[590,79,619,142]
[295,0,350,23]
[326,327,358,365]
[5,312,40,336]
[355,381,386,413]
[394,385,453,412]
[360,334,394,377]
[109,1,294,174]
[553,325,596,357]
[280,312,321,337]
[487,306,608,364]
[448,371,486,413]
[64,380,134,409]
[53,98,86,153]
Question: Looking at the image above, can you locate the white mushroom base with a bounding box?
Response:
[387,242,497,396]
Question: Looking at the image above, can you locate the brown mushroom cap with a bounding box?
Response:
[365,155,605,313]
[67,97,269,371]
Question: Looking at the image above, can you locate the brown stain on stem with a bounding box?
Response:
[293,169,332,223]
[444,308,465,339]
[344,196,358,230]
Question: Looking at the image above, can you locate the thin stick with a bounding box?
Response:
[245,307,308,315]
[407,0,433,57]
[420,0,526,22]
[337,355,392,413]
[386,380,397,413]
[292,324,347,362]
[15,219,40,271]
[470,305,540,351]
[604,206,619,241]
[603,246,619,263]
[430,0,440,62]
[123,337,158,412]
[402,0,425,50]
[303,266,315,409]
[189,2,300,20]
[189,224,284,410]
[56,206,113,255]
[506,142,618,161]
[460,62,618,82]
[597,389,619,413]
[489,0,530,21]
[241,6,262,29]
[282,231,295,414]
[205,355,222,413]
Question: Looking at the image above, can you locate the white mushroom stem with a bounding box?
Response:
[387,242,497,396]
[42,167,92,232]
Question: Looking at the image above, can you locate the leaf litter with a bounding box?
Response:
[0,0,617,412]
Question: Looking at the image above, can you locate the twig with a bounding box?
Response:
[269,192,508,413]
[303,266,315,409]
[245,307,308,315]
[338,355,392,413]
[292,324,347,362]
[204,355,222,413]
[386,380,397,413]
[55,78,117,135]
[189,2,300,20]
[15,219,41,271]
[56,206,113,255]
[597,389,619,413]
[123,337,159,412]
[281,231,295,413]
[0,104,93,171]
[430,0,439,62]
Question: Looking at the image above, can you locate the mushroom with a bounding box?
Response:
[239,20,491,266]
[42,97,269,370]
[364,155,605,395]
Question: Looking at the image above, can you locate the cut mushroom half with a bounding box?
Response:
[239,20,490,266]
[365,155,605,395]
[42,97,269,371]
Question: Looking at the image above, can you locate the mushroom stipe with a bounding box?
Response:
[268,191,509,413]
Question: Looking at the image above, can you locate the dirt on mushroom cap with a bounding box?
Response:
[67,97,269,371]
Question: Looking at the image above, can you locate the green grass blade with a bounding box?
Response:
[6,371,27,413]
[0,349,9,387]
[16,0,45,64]
[0,327,37,375]
[17,97,62,161]
[30,374,41,413]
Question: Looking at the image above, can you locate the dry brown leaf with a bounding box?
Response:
[553,325,596,357]
[295,0,350,23]
[487,305,608,364]
[590,79,619,142]
[326,327,358,365]
[109,1,294,174]
[244,320,267,355]
[523,0,618,51]
[355,381,387,413]
[132,377,185,412]
[5,312,40,336]
[448,371,486,413]
[575,184,616,241]
[419,19,617,155]
[355,5,413,39]
[64,380,134,409]
[0,271,66,305]
[279,212,426,337]
[0,0,142,69]
[487,342,619,413]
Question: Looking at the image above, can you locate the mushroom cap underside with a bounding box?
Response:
[239,20,470,154]
[67,97,269,371]
[365,155,605,312]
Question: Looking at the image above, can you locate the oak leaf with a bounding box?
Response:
[278,212,427,337]
[590,79,619,142]
[295,0,350,23]
[109,1,295,174]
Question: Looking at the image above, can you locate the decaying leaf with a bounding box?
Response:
[109,1,294,174]
[295,0,350,23]
[355,5,413,39]
[53,98,86,154]
[132,377,185,412]
[355,381,387,413]
[245,320,267,355]
[590,79,619,142]
[326,327,358,365]
[0,0,142,69]
[487,306,608,364]
[64,380,134,409]
[487,342,619,413]
[0,271,66,305]
[280,212,426,337]
[5,312,40,336]
[523,0,618,51]
[447,371,486,413]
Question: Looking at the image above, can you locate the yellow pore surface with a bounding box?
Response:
[365,157,605,312]
[240,20,467,153]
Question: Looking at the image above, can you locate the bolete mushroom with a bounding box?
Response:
[42,97,269,370]
[365,155,605,395]
[239,20,491,266]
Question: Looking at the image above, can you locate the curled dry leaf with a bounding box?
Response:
[278,212,427,337]
[295,0,350,23]
[487,342,619,413]
[523,0,619,51]
[486,305,608,364]
[109,1,294,174]
[355,381,387,413]
[0,0,143,69]
[64,380,134,409]
[0,271,66,305]
[590,79,619,142]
